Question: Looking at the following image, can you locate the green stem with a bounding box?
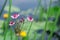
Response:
[10,28,13,40]
[9,0,12,40]
[15,36,18,40]
[27,22,33,40]
[39,7,44,21]
[0,0,7,16]
[32,32,37,40]
[34,0,41,15]
[3,21,6,40]
[48,8,60,40]
[4,32,6,40]
[4,19,8,40]
[41,0,52,40]
[15,20,20,40]
[21,23,24,30]
[41,15,48,40]
[9,0,12,17]
[38,0,44,21]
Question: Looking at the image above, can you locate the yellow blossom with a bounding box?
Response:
[3,13,8,19]
[19,31,27,37]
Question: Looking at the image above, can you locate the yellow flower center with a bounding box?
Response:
[3,13,8,19]
[20,31,26,37]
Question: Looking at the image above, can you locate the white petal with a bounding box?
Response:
[9,22,15,26]
[27,17,33,22]
[17,14,20,17]
[11,16,15,19]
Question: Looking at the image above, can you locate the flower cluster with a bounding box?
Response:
[9,14,34,26]
[9,13,20,26]
[3,13,34,37]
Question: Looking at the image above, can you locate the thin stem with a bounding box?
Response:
[9,0,12,17]
[27,22,33,40]
[4,19,8,40]
[3,20,6,40]
[15,36,18,40]
[10,28,13,40]
[41,0,52,40]
[0,0,7,16]
[27,22,33,35]
[9,0,12,40]
[20,23,24,30]
[41,15,48,40]
[34,0,41,15]
[38,0,44,21]
[15,20,20,40]
[32,32,37,40]
[48,8,60,40]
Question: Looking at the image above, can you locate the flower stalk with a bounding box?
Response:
[0,0,7,16]
[48,8,60,40]
[41,0,52,40]
[27,22,33,40]
[9,0,12,40]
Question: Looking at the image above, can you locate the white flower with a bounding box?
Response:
[11,14,20,19]
[9,21,15,26]
[27,16,33,22]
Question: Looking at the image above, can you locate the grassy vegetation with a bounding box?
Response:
[0,0,60,40]
[0,20,58,40]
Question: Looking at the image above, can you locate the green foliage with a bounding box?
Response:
[0,0,60,40]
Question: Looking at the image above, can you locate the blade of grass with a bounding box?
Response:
[3,20,6,40]
[38,0,44,21]
[48,8,60,40]
[34,0,41,15]
[26,22,33,40]
[3,19,10,40]
[15,36,18,40]
[41,0,52,40]
[0,0,7,16]
[32,32,37,40]
[39,7,44,21]
[20,22,24,30]
[2,0,12,40]
[27,22,33,35]
[9,0,12,40]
